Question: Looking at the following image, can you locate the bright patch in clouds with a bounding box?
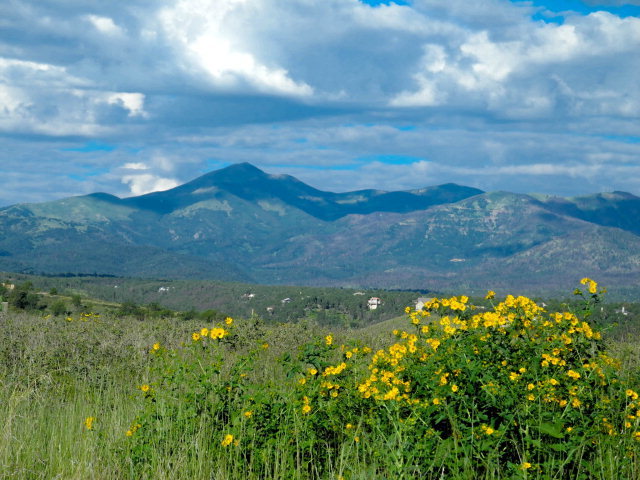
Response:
[123,162,149,170]
[86,15,123,35]
[121,174,179,196]
[107,93,147,117]
[159,0,313,96]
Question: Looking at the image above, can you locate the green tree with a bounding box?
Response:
[50,300,68,316]
[70,294,82,308]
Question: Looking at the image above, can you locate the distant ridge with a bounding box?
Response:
[0,162,639,294]
[122,162,484,220]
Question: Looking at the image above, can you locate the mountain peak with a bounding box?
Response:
[219,162,264,175]
[188,162,267,188]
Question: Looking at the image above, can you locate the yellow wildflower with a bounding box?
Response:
[481,425,495,435]
[140,384,150,393]
[521,462,532,470]
[567,370,581,380]
[244,411,252,418]
[485,290,496,300]
[209,327,227,339]
[84,416,95,430]
[221,434,234,447]
[192,332,201,341]
[325,335,333,346]
[225,316,233,326]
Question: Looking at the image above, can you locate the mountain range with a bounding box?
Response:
[1,162,639,295]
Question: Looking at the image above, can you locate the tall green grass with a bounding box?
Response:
[1,287,640,479]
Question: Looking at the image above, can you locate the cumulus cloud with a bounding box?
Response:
[121,173,179,196]
[85,14,124,35]
[157,0,313,96]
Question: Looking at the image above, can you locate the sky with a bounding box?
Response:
[1,0,640,206]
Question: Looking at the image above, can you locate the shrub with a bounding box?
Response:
[125,279,640,479]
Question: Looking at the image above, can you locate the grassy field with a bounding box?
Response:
[2,282,640,479]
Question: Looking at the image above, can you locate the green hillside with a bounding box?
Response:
[1,163,639,294]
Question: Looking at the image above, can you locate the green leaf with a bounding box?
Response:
[538,421,565,439]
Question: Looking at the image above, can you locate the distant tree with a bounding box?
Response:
[49,287,58,295]
[70,294,82,308]
[118,301,144,319]
[181,309,197,321]
[198,309,225,322]
[50,300,67,316]
[9,287,40,310]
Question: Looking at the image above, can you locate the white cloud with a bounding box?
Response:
[107,92,147,117]
[0,56,149,134]
[86,15,123,35]
[391,10,640,117]
[121,173,179,196]
[123,162,149,170]
[157,0,313,97]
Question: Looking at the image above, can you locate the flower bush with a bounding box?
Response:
[126,280,640,479]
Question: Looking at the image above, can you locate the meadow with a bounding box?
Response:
[1,279,640,479]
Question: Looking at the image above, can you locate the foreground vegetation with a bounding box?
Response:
[2,279,640,478]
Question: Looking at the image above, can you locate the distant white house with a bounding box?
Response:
[1,283,15,291]
[616,306,629,316]
[281,298,291,304]
[414,297,433,311]
[242,293,256,299]
[353,292,365,296]
[368,297,382,310]
[158,287,170,293]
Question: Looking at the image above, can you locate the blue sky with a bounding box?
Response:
[0,0,639,206]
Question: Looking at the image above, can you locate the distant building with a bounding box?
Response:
[158,287,170,293]
[1,283,15,291]
[242,293,256,299]
[353,292,365,296]
[415,297,433,310]
[368,297,382,310]
[281,298,291,304]
[616,306,629,316]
